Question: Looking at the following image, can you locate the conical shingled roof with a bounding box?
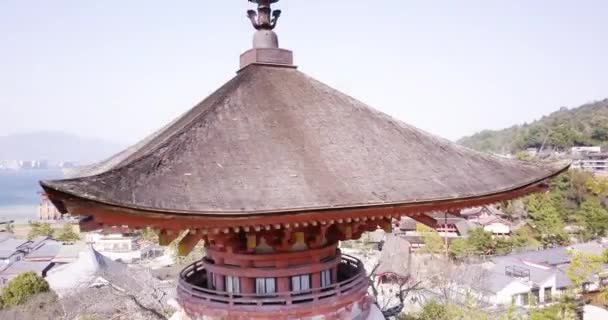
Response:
[41,65,568,217]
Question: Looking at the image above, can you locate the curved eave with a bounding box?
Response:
[40,162,569,231]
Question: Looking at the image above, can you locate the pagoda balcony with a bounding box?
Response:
[177,254,369,318]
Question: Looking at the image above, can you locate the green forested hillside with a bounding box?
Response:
[458,99,608,153]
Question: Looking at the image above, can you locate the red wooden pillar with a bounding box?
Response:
[214,256,226,291]
[312,272,321,289]
[215,274,225,291]
[311,256,321,290]
[332,267,338,285]
[278,277,290,295]
[242,277,255,294]
[276,260,291,301]
[241,261,255,294]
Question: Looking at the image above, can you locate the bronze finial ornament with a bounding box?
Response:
[247,0,281,30]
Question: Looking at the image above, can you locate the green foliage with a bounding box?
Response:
[0,272,50,308]
[139,227,159,243]
[467,228,494,254]
[169,231,205,266]
[587,176,608,197]
[459,99,608,153]
[500,301,523,320]
[449,228,523,259]
[511,226,540,250]
[567,252,603,288]
[418,300,448,320]
[404,299,491,320]
[53,224,80,244]
[27,222,53,240]
[448,238,473,259]
[528,296,579,320]
[526,194,568,247]
[575,198,608,239]
[515,152,532,161]
[416,224,445,254]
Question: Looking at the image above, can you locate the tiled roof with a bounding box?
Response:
[374,235,411,277]
[0,239,28,258]
[0,260,53,276]
[42,65,567,216]
[25,241,62,261]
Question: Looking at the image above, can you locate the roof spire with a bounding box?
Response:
[247,0,281,31]
[239,0,295,70]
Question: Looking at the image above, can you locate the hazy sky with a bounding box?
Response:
[1,1,607,144]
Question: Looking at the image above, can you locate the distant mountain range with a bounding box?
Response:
[0,131,124,164]
[458,99,608,153]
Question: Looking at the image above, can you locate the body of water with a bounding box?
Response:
[0,169,63,221]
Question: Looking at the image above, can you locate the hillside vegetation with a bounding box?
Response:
[458,99,608,153]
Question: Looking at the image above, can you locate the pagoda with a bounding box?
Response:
[41,1,568,319]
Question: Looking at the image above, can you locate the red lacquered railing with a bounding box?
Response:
[177,254,367,307]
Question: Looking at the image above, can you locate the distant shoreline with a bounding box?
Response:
[0,204,39,222]
[0,169,63,222]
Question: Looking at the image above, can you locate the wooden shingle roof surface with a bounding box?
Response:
[42,65,568,216]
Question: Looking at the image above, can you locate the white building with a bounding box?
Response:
[572,152,608,176]
[478,216,512,236]
[85,231,164,263]
[485,263,558,306]
[571,146,602,155]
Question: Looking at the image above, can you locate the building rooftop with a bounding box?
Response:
[426,212,464,223]
[41,66,567,221]
[374,235,411,278]
[25,241,62,261]
[47,247,127,297]
[52,241,88,263]
[0,238,28,259]
[494,247,571,267]
[0,232,13,243]
[0,260,52,276]
[478,215,511,226]
[454,220,474,236]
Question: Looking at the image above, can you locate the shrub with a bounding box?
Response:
[0,272,50,308]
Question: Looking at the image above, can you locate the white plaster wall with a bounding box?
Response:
[484,223,511,235]
[537,275,557,303]
[99,250,141,263]
[492,281,530,305]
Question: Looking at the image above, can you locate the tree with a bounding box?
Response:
[140,227,159,243]
[493,237,514,255]
[402,298,491,320]
[27,222,54,240]
[511,226,540,250]
[52,262,175,320]
[467,228,494,255]
[54,224,80,244]
[169,231,205,267]
[0,272,50,308]
[567,252,602,289]
[587,176,608,198]
[369,264,423,319]
[515,152,533,161]
[575,198,608,240]
[0,292,63,320]
[525,194,568,247]
[448,239,473,260]
[528,296,579,320]
[416,224,445,254]
[418,300,448,320]
[501,200,525,222]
